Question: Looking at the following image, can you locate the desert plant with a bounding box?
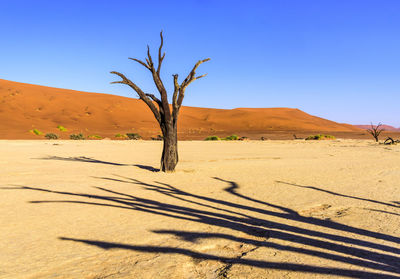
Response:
[30,129,43,135]
[305,134,336,140]
[88,135,102,139]
[151,135,163,141]
[45,133,59,139]
[126,133,142,140]
[115,133,127,138]
[384,137,400,145]
[57,125,67,132]
[223,135,238,140]
[111,31,210,172]
[205,136,220,141]
[367,123,384,142]
[70,133,85,140]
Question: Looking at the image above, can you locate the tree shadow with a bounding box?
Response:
[2,177,400,278]
[276,180,400,209]
[35,156,159,172]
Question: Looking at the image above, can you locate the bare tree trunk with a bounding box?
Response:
[111,32,209,172]
[160,123,178,172]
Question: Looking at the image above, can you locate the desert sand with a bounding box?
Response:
[1,79,376,140]
[1,139,400,278]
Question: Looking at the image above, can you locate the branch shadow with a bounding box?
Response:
[35,156,159,172]
[2,177,400,278]
[276,180,400,209]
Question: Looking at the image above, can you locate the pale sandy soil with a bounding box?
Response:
[1,140,400,279]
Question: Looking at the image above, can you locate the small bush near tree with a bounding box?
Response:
[305,134,336,140]
[151,135,163,141]
[70,133,85,140]
[126,133,142,140]
[205,136,220,141]
[45,133,58,139]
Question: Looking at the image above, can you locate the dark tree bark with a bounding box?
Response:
[366,123,384,142]
[111,32,209,172]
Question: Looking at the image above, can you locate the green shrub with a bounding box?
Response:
[57,125,67,132]
[70,133,85,140]
[223,134,238,140]
[126,133,142,140]
[45,133,58,139]
[205,136,220,141]
[30,129,43,135]
[115,133,127,138]
[88,135,102,139]
[305,134,336,140]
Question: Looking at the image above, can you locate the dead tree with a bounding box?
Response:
[384,137,400,145]
[111,32,210,172]
[366,123,384,142]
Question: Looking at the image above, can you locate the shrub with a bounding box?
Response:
[30,129,43,135]
[57,125,67,132]
[205,136,220,141]
[305,134,336,140]
[151,135,163,141]
[70,133,85,140]
[45,133,58,139]
[88,135,102,139]
[223,134,238,140]
[126,133,142,140]
[115,133,127,138]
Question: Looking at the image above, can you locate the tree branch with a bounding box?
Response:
[129,58,151,70]
[157,31,165,75]
[181,58,210,89]
[147,45,154,69]
[175,58,210,113]
[110,71,161,123]
[172,74,179,109]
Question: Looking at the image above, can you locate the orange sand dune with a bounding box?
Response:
[0,79,362,140]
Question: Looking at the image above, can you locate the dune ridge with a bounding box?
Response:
[0,79,362,139]
[355,125,400,132]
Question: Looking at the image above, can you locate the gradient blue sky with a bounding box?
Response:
[1,0,399,126]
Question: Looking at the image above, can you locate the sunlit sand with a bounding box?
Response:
[1,140,399,278]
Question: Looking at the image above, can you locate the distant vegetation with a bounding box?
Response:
[70,133,85,140]
[115,133,127,139]
[205,136,220,141]
[126,133,142,140]
[205,135,240,141]
[29,129,43,135]
[45,133,58,139]
[87,135,102,139]
[57,125,67,132]
[224,134,238,140]
[305,134,336,140]
[151,135,163,141]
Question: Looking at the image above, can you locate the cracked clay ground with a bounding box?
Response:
[1,140,400,278]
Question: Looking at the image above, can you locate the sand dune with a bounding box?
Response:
[0,79,362,140]
[355,124,400,132]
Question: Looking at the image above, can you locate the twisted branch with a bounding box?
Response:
[110,71,161,123]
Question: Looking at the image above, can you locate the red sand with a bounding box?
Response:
[0,79,375,140]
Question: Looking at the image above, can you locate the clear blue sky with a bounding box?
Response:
[1,0,399,127]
